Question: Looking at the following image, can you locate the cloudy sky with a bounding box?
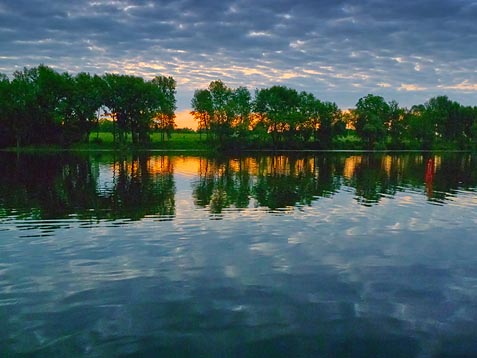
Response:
[1,0,477,126]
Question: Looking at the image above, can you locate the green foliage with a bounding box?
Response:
[254,85,302,147]
[191,81,253,148]
[59,72,105,144]
[102,73,156,146]
[404,96,475,150]
[7,65,68,147]
[191,88,213,139]
[0,65,177,149]
[355,94,390,149]
[2,67,477,151]
[151,75,177,141]
[0,73,14,147]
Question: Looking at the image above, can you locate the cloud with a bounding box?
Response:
[398,84,427,92]
[439,80,477,92]
[1,0,476,109]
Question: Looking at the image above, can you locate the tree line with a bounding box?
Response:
[191,80,477,150]
[0,65,176,148]
[1,65,477,150]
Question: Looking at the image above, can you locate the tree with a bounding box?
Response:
[355,94,390,149]
[191,81,250,147]
[0,74,14,147]
[60,72,105,144]
[229,86,252,139]
[208,80,233,144]
[254,86,301,147]
[102,73,157,146]
[0,66,179,148]
[387,100,406,149]
[471,110,477,150]
[102,73,132,145]
[406,96,469,149]
[317,101,341,149]
[8,65,67,147]
[297,91,320,144]
[191,89,213,139]
[407,104,435,149]
[151,76,177,141]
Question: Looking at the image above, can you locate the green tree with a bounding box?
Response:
[407,96,467,149]
[318,101,341,149]
[387,100,406,149]
[355,94,390,149]
[471,113,477,150]
[151,76,177,142]
[191,89,213,140]
[229,86,252,139]
[0,74,14,147]
[254,86,301,147]
[191,80,250,147]
[297,92,319,144]
[407,104,435,149]
[460,106,476,148]
[60,72,105,144]
[9,65,67,147]
[102,74,158,146]
[208,80,233,144]
[102,73,132,145]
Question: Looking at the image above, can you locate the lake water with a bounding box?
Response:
[1,152,477,357]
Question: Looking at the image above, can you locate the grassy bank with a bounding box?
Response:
[5,131,474,153]
[72,132,211,151]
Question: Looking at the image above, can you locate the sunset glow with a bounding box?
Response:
[175,109,196,129]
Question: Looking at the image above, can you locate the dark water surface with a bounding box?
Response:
[1,152,477,357]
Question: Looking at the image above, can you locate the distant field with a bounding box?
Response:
[80,131,209,151]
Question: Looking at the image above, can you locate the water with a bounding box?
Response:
[1,152,477,357]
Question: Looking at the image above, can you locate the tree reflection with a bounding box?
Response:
[0,153,176,220]
[192,153,477,211]
[347,155,400,206]
[0,153,98,219]
[253,155,341,209]
[424,153,477,204]
[99,154,175,220]
[193,157,251,214]
[193,155,343,212]
[0,153,476,221]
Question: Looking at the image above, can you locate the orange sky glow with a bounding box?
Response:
[175,109,196,130]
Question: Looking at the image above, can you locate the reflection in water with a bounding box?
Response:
[193,157,252,214]
[1,152,477,357]
[0,152,476,219]
[425,157,435,199]
[103,154,175,220]
[192,153,477,212]
[0,153,176,220]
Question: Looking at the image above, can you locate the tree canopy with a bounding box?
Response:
[0,65,177,148]
[2,66,477,151]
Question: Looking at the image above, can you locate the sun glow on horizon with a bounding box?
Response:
[175,109,196,129]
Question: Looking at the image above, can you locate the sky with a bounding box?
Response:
[1,0,477,128]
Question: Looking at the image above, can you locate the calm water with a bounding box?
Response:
[1,152,477,357]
